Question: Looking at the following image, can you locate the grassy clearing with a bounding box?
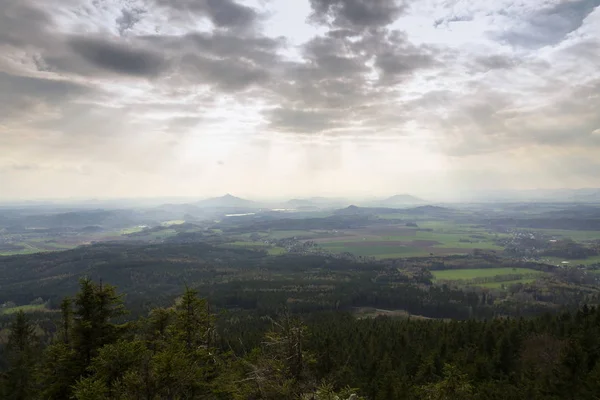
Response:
[414,231,502,250]
[267,247,287,256]
[479,278,537,288]
[161,220,186,227]
[120,226,147,235]
[432,268,545,281]
[0,240,74,256]
[0,304,49,315]
[317,224,503,258]
[353,307,432,320]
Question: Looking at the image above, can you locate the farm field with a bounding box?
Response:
[431,268,544,280]
[479,278,538,288]
[0,304,50,315]
[0,224,185,256]
[431,268,547,290]
[0,240,74,256]
[314,221,504,258]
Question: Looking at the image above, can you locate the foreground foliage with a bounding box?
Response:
[3,279,600,399]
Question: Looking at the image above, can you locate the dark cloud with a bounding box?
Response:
[434,14,473,28]
[375,48,436,82]
[0,71,93,121]
[136,31,283,90]
[69,36,167,76]
[473,55,518,72]
[181,32,283,65]
[265,27,442,133]
[0,0,54,48]
[495,0,599,48]
[44,36,168,77]
[154,0,258,29]
[116,8,146,36]
[308,0,406,29]
[265,33,374,133]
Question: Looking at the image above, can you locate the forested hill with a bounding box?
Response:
[2,279,600,399]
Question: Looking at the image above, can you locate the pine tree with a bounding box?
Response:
[3,311,37,400]
[419,364,474,400]
[37,296,79,400]
[37,278,126,399]
[172,287,211,351]
[72,278,126,373]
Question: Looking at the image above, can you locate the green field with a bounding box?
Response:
[479,278,538,288]
[267,247,287,256]
[317,220,504,259]
[431,268,544,281]
[0,304,49,315]
[119,226,147,235]
[0,240,74,256]
[431,268,546,290]
[161,220,186,227]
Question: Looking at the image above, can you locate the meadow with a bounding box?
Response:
[0,304,50,315]
[431,268,547,290]
[431,268,544,280]
[313,220,504,259]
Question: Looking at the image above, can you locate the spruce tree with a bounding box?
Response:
[72,278,126,372]
[3,311,37,400]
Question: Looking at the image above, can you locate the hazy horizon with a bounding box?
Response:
[2,0,599,200]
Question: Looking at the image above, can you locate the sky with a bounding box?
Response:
[1,0,599,201]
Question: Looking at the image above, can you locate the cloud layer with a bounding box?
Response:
[1,0,599,200]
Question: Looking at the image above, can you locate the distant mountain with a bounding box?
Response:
[18,209,147,229]
[334,204,453,217]
[365,194,425,208]
[334,205,371,216]
[284,197,350,209]
[196,194,259,208]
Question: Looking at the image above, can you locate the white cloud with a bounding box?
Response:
[0,0,599,200]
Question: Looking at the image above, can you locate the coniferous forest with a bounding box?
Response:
[2,278,600,399]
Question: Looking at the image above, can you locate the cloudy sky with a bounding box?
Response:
[1,0,599,201]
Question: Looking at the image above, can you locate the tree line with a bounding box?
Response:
[4,279,600,399]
